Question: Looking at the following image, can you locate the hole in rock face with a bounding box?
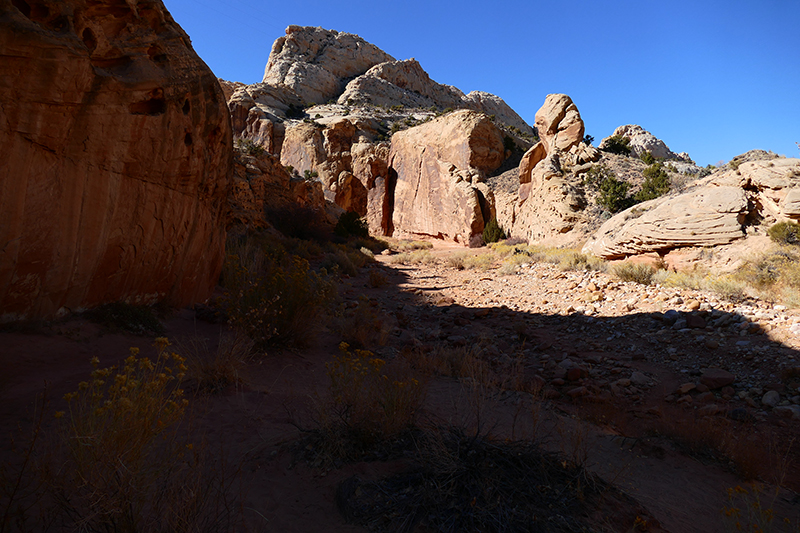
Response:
[129,88,166,116]
[184,133,192,146]
[147,45,168,64]
[11,0,31,18]
[82,28,97,52]
[182,99,190,115]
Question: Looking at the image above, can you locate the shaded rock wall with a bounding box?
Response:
[0,0,232,320]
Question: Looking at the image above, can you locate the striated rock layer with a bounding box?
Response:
[0,0,232,320]
[583,158,800,259]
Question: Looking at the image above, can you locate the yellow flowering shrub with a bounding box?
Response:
[49,338,195,531]
[223,250,336,348]
[326,342,425,441]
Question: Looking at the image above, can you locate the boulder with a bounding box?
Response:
[601,125,678,160]
[263,25,394,105]
[583,186,749,259]
[0,0,232,321]
[387,110,504,243]
[699,368,736,390]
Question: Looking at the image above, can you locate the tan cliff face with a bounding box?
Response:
[0,0,232,320]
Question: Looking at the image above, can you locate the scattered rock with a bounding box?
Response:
[762,390,781,408]
[699,368,736,390]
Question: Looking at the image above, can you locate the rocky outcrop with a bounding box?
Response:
[601,125,678,160]
[583,187,749,259]
[263,25,394,105]
[583,157,800,259]
[338,59,534,135]
[0,0,232,321]
[519,94,589,183]
[228,150,325,228]
[387,110,504,244]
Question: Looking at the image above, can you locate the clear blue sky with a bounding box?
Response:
[163,0,799,166]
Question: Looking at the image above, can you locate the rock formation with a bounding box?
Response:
[519,94,593,184]
[0,0,232,320]
[583,157,800,259]
[493,95,597,245]
[228,150,326,229]
[387,110,505,244]
[600,125,679,160]
[263,25,395,105]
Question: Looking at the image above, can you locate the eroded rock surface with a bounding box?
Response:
[583,158,800,259]
[388,110,504,243]
[0,0,232,320]
[601,125,679,160]
[263,25,394,105]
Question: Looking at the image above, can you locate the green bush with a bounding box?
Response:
[640,151,656,165]
[634,162,671,202]
[303,169,319,180]
[602,135,631,156]
[335,211,370,238]
[597,176,633,213]
[768,221,800,245]
[482,218,506,244]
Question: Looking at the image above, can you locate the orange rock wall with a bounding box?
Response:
[0,0,232,320]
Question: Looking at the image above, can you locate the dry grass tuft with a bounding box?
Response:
[613,262,656,285]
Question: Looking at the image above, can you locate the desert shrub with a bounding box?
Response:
[285,104,305,119]
[334,211,370,238]
[390,240,433,252]
[319,343,425,453]
[582,134,594,145]
[634,162,671,202]
[234,138,265,156]
[40,340,238,532]
[602,134,631,156]
[368,269,388,288]
[177,332,253,395]
[339,297,390,349]
[265,205,329,241]
[768,221,800,245]
[387,250,435,265]
[597,175,633,213]
[640,151,656,165]
[303,169,319,180]
[222,246,336,348]
[482,217,506,244]
[613,262,656,285]
[85,302,164,336]
[721,484,800,533]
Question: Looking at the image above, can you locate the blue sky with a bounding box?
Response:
[163,0,799,166]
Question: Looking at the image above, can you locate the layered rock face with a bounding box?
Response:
[263,25,394,105]
[583,157,800,259]
[388,111,505,243]
[0,0,232,320]
[600,124,680,160]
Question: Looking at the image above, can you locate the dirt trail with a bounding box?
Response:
[1,241,799,532]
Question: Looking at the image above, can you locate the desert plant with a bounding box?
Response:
[582,134,594,145]
[303,169,319,180]
[85,302,164,336]
[334,211,370,238]
[264,205,329,241]
[234,138,265,156]
[339,297,390,349]
[482,217,506,244]
[768,221,800,245]
[634,162,671,202]
[721,484,800,533]
[613,262,656,285]
[222,244,336,348]
[318,342,425,455]
[177,332,254,395]
[602,134,632,156]
[598,175,633,213]
[387,250,435,265]
[640,151,656,165]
